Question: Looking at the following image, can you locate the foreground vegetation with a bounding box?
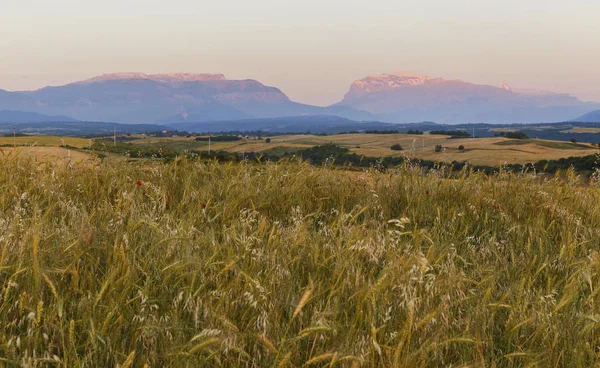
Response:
[2,153,600,366]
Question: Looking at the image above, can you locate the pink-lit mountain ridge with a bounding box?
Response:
[334,72,598,123]
[0,72,598,124]
[0,73,290,123]
[0,73,371,124]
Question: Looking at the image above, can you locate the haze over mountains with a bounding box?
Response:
[335,73,599,123]
[0,72,598,125]
[0,110,76,124]
[0,73,372,124]
[169,115,399,134]
[573,110,600,123]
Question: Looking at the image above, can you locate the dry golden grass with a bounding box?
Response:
[53,133,600,166]
[224,142,309,153]
[351,137,597,166]
[561,127,600,133]
[2,156,600,366]
[267,134,599,166]
[0,146,92,162]
[0,136,91,148]
[489,125,558,132]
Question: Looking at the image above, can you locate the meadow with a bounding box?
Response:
[128,133,598,166]
[3,133,596,167]
[1,152,600,366]
[0,136,91,149]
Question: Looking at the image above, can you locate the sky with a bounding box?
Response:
[1,0,599,106]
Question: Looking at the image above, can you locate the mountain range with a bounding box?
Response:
[168,115,398,134]
[334,72,599,123]
[573,110,600,123]
[0,110,77,124]
[0,73,371,124]
[0,72,598,125]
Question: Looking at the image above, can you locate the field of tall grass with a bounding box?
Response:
[1,152,600,366]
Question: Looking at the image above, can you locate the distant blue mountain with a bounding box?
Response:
[0,121,168,136]
[0,73,375,124]
[335,72,600,124]
[168,115,398,134]
[572,110,600,122]
[1,72,598,125]
[0,110,77,123]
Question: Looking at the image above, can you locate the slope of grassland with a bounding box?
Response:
[128,134,599,166]
[0,136,91,148]
[0,146,92,162]
[273,134,598,166]
[1,156,600,366]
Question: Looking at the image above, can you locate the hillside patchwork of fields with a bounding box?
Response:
[0,146,93,162]
[0,136,91,148]
[2,133,598,169]
[126,133,599,166]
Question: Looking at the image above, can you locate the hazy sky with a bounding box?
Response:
[1,0,599,106]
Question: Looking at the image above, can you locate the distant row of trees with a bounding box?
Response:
[365,130,400,134]
[494,131,529,139]
[195,136,242,142]
[430,130,472,138]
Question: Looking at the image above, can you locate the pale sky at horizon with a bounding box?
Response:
[1,0,599,106]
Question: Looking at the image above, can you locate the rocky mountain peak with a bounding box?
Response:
[79,73,227,85]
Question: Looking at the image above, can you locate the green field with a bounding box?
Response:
[494,139,592,150]
[1,154,600,365]
[4,133,598,167]
[123,133,600,166]
[0,136,91,148]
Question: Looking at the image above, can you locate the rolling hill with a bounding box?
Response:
[333,72,600,124]
[0,110,77,123]
[168,115,398,134]
[0,73,373,124]
[0,121,169,136]
[1,72,598,125]
[573,110,600,122]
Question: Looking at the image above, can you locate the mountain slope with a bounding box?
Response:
[0,110,77,123]
[2,72,597,125]
[573,110,600,122]
[0,74,375,124]
[0,121,168,136]
[334,72,599,124]
[168,115,398,134]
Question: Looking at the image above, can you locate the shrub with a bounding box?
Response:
[505,131,529,139]
[265,138,272,143]
[196,135,241,142]
[458,145,465,151]
[430,130,471,138]
[391,144,403,151]
[435,144,443,152]
[365,129,399,134]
